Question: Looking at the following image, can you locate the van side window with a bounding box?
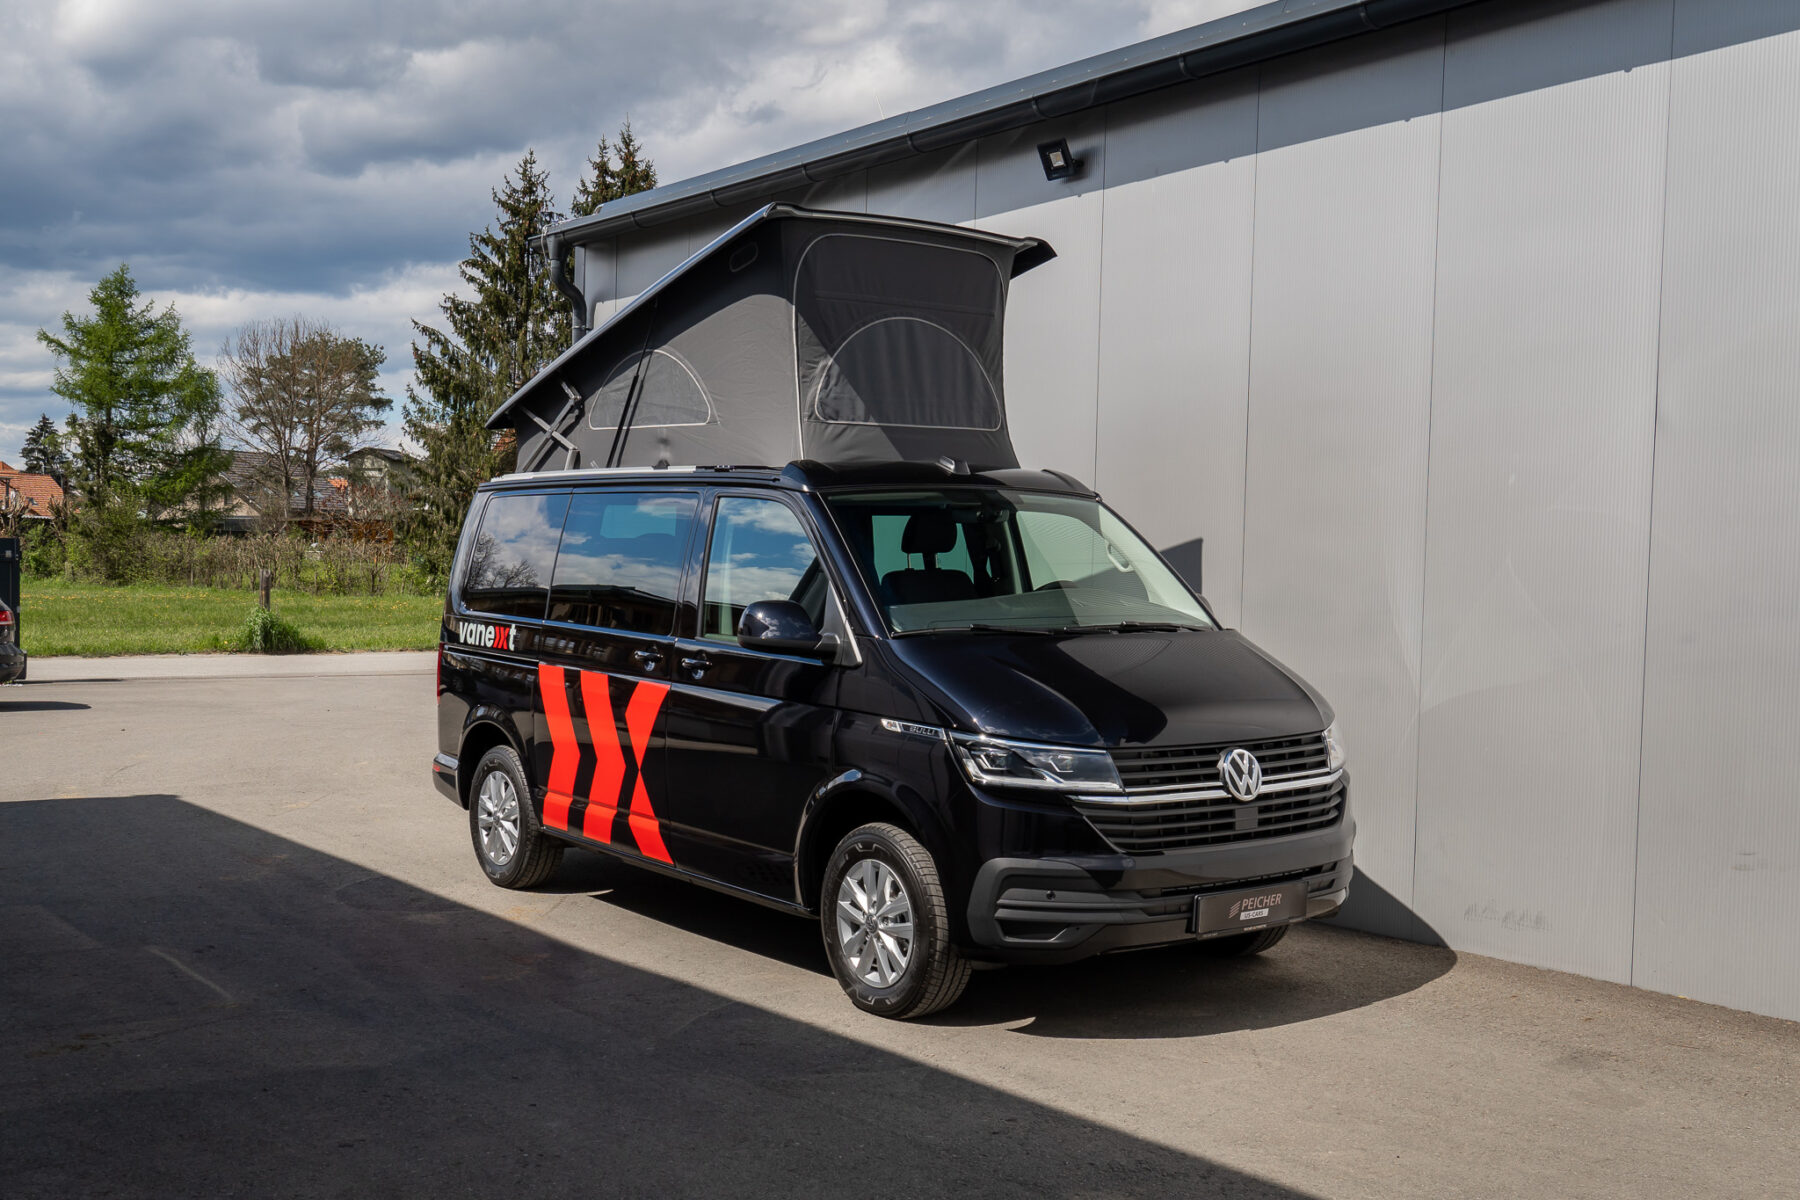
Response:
[701,497,827,642]
[462,491,569,620]
[548,491,696,634]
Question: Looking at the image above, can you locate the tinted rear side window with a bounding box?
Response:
[548,491,697,634]
[462,491,569,620]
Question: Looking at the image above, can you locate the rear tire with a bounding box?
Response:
[467,744,562,889]
[1199,924,1289,958]
[821,823,970,1019]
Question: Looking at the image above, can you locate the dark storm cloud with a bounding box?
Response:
[0,0,1249,454]
[0,0,779,290]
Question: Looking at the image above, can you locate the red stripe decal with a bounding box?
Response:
[538,663,577,831]
[578,670,625,844]
[623,680,672,864]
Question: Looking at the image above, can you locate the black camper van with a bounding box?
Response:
[432,206,1351,1018]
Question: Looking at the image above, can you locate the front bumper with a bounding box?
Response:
[964,817,1354,963]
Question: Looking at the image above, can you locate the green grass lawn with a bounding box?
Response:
[17,579,444,656]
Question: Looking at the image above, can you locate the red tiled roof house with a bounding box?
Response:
[0,461,65,520]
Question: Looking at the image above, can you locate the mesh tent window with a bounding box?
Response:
[796,235,1005,432]
[586,348,713,431]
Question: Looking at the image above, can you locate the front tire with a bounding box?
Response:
[821,823,970,1019]
[467,744,562,889]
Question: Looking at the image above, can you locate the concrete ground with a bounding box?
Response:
[2,656,1795,1199]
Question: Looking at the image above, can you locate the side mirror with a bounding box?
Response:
[737,599,835,659]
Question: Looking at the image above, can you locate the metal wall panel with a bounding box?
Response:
[615,227,693,309]
[1091,76,1259,626]
[974,109,1108,480]
[865,144,977,226]
[580,238,619,324]
[1412,0,1673,982]
[795,169,867,213]
[1634,8,1800,1021]
[1240,24,1446,937]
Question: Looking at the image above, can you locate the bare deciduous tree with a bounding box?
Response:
[221,317,391,522]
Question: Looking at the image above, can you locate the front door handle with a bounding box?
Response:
[680,655,712,678]
[632,648,662,671]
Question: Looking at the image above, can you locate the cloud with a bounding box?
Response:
[0,0,1259,459]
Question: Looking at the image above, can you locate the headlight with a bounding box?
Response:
[1322,720,1346,771]
[949,733,1123,794]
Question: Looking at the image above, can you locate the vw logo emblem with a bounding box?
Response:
[1219,747,1263,802]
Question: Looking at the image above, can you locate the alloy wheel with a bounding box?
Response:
[476,770,520,867]
[835,857,914,987]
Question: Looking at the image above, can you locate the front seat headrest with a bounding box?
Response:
[901,510,958,558]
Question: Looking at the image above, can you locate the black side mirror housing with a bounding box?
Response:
[737,599,836,659]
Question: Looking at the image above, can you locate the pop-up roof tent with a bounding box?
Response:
[488,204,1054,474]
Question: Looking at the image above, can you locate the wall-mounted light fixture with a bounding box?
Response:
[1037,138,1081,182]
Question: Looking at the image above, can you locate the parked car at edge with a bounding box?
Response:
[0,599,24,684]
[431,460,1352,1018]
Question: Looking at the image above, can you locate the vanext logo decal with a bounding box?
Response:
[456,620,519,651]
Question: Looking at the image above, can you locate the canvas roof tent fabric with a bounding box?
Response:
[488,205,1054,473]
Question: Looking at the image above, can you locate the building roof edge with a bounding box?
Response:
[550,0,1473,246]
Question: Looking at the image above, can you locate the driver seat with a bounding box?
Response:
[882,511,979,606]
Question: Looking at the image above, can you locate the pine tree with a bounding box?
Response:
[401,151,565,574]
[20,414,68,482]
[570,119,658,217]
[35,264,228,518]
[569,136,616,220]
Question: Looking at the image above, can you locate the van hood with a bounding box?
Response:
[885,629,1329,749]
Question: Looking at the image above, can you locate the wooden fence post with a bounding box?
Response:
[259,568,272,611]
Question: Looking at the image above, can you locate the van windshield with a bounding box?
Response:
[822,488,1214,634]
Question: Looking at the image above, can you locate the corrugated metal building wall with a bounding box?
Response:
[568,0,1800,1022]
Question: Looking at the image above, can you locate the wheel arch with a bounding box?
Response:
[792,771,949,915]
[457,716,528,809]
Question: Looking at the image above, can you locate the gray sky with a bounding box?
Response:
[0,0,1253,462]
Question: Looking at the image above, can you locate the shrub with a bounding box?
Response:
[235,606,314,653]
[21,523,66,579]
[58,524,436,596]
[65,499,153,584]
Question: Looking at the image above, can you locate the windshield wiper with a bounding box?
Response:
[1052,621,1206,635]
[897,623,1056,637]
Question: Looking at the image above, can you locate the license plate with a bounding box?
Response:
[1193,882,1308,936]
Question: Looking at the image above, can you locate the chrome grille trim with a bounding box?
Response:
[1073,775,1347,854]
[1073,767,1343,807]
[1110,732,1329,794]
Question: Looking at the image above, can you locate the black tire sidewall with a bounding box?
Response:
[468,745,540,888]
[820,825,944,1018]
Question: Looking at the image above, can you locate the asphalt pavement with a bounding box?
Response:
[2,655,1795,1198]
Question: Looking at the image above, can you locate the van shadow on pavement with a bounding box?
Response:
[1,794,1319,1200]
[549,844,1456,1040]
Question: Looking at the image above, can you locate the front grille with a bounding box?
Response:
[1074,777,1346,854]
[1110,733,1328,793]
